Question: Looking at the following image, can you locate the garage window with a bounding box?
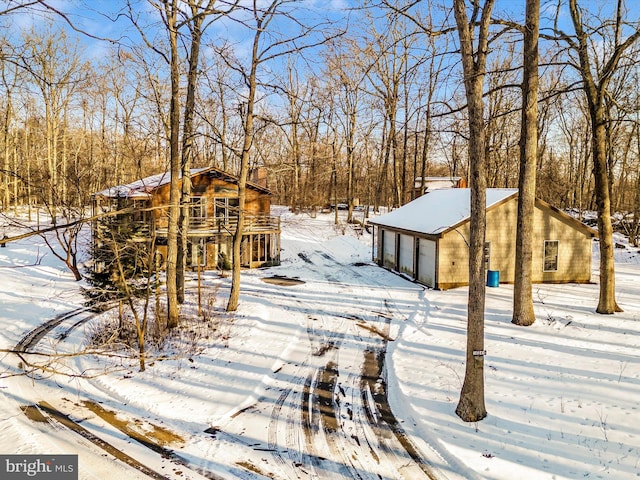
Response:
[543,240,559,272]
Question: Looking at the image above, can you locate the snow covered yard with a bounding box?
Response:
[391,264,640,479]
[1,208,639,479]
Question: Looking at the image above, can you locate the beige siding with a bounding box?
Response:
[531,205,592,283]
[484,197,519,282]
[437,223,472,289]
[436,197,592,289]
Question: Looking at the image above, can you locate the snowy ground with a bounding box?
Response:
[1,208,639,479]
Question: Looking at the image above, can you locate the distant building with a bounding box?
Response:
[91,166,280,271]
[412,176,466,199]
[369,189,597,290]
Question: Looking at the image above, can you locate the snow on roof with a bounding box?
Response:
[93,168,210,199]
[370,188,517,235]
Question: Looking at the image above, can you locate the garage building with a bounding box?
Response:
[368,189,597,290]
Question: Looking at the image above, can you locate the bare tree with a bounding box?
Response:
[158,0,182,328]
[178,0,235,303]
[327,39,365,224]
[0,57,20,211]
[1,204,84,280]
[365,13,408,209]
[19,25,85,215]
[453,0,495,423]
[512,0,540,327]
[484,49,521,188]
[109,229,157,372]
[557,0,640,313]
[126,0,238,326]
[225,0,341,311]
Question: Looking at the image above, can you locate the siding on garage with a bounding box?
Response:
[530,201,593,283]
[436,222,472,290]
[371,195,594,290]
[483,196,519,282]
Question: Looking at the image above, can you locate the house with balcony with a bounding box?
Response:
[91,166,280,272]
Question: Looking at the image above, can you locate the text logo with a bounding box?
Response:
[0,455,77,479]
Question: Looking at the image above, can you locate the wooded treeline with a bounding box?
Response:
[0,0,638,232]
[2,0,639,420]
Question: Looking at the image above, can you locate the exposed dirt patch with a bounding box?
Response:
[360,348,438,480]
[22,402,169,479]
[356,320,395,341]
[236,460,275,478]
[20,405,49,423]
[82,400,185,448]
[315,360,339,432]
[297,252,313,264]
[261,275,306,286]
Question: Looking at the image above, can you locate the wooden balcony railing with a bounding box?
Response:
[153,214,280,237]
[95,214,280,241]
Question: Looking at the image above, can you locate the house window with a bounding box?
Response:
[188,238,207,267]
[544,240,559,272]
[215,197,240,222]
[190,197,206,225]
[132,200,149,223]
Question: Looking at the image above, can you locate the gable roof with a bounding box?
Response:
[369,188,597,238]
[92,166,270,199]
[370,188,517,235]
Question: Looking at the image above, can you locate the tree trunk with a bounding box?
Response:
[453,0,495,423]
[512,0,539,327]
[346,106,356,223]
[227,15,261,312]
[567,0,631,314]
[164,0,181,328]
[178,9,204,304]
[592,107,621,313]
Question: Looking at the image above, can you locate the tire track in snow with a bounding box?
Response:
[15,307,95,353]
[15,306,220,480]
[262,311,347,479]
[298,251,437,479]
[21,402,171,480]
[209,241,439,479]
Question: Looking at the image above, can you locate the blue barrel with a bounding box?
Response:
[487,270,500,287]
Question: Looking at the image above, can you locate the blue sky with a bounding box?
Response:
[4,0,354,63]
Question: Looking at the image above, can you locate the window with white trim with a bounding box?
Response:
[190,197,206,225]
[215,197,239,222]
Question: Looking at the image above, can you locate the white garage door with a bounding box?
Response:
[382,230,396,269]
[398,234,414,276]
[417,238,436,287]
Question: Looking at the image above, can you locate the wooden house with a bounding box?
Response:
[91,166,280,271]
[368,189,597,290]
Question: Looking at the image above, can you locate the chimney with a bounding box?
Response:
[249,167,268,188]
